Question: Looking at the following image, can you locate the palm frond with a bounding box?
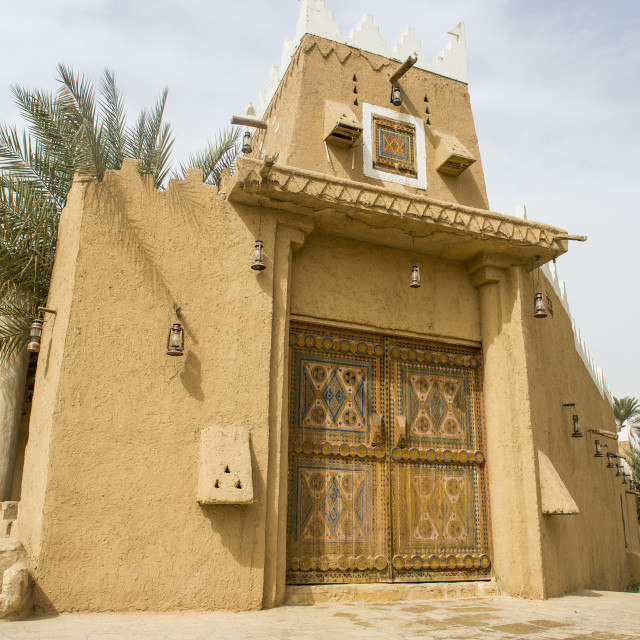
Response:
[125,110,146,162]
[129,87,175,186]
[174,128,240,186]
[0,289,39,360]
[0,124,69,208]
[153,122,175,188]
[57,63,108,181]
[99,69,127,171]
[0,177,58,296]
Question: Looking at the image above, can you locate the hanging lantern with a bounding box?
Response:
[616,464,622,477]
[571,414,583,438]
[410,265,421,288]
[27,318,44,353]
[166,323,185,356]
[606,453,614,468]
[409,231,420,288]
[241,131,252,155]
[251,239,266,271]
[622,471,628,485]
[534,292,547,318]
[391,85,402,106]
[532,256,547,319]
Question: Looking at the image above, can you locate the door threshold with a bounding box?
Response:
[284,580,499,606]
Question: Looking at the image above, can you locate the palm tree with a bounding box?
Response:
[613,396,640,438]
[0,65,238,361]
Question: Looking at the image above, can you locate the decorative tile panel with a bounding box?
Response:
[372,115,417,178]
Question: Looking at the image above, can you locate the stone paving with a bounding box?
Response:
[0,591,639,639]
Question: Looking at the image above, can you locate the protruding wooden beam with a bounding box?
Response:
[231,116,268,130]
[555,234,587,242]
[390,55,418,83]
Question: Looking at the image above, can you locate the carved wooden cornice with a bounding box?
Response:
[228,158,571,263]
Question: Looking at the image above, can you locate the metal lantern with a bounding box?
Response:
[571,414,583,438]
[410,265,421,288]
[593,439,603,458]
[606,453,614,468]
[616,464,622,477]
[251,239,266,271]
[241,131,252,154]
[27,318,44,353]
[622,471,628,485]
[166,323,185,356]
[391,85,402,106]
[534,292,547,318]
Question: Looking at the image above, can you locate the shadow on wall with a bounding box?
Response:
[31,582,59,617]
[198,439,265,570]
[180,350,204,401]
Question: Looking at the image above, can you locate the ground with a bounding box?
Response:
[1,591,639,639]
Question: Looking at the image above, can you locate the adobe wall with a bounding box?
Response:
[523,274,639,596]
[290,232,480,343]
[253,34,490,211]
[18,161,308,612]
[17,159,636,611]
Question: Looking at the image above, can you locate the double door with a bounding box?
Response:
[286,323,491,584]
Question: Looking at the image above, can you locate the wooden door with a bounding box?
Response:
[387,336,491,581]
[286,324,491,585]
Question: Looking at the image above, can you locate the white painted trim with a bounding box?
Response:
[361,102,427,190]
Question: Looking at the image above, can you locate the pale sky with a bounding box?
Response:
[2,0,639,401]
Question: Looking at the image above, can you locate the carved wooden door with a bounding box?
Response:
[386,336,491,581]
[286,324,491,585]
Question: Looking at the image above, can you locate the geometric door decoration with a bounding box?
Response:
[287,324,491,584]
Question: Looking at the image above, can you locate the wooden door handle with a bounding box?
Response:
[369,413,383,446]
[395,415,407,448]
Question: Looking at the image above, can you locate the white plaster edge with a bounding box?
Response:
[256,0,468,117]
[541,262,612,404]
[361,102,427,190]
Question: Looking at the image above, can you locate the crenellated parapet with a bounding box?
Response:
[255,0,468,116]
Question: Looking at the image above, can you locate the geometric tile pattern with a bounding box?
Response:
[287,325,490,585]
[372,115,417,178]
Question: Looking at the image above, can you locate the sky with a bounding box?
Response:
[1,0,639,404]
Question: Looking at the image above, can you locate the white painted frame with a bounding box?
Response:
[362,102,427,190]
